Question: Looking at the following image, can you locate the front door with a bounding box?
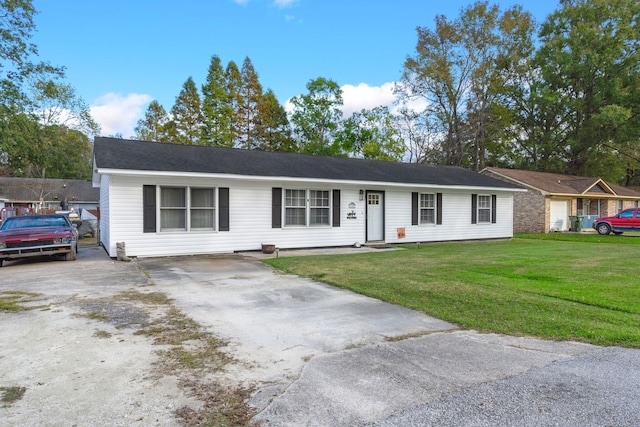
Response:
[366,192,384,241]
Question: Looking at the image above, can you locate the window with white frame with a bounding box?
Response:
[161,187,186,230]
[310,190,330,226]
[420,193,436,224]
[190,188,215,229]
[477,194,492,223]
[284,189,332,227]
[160,186,215,231]
[285,189,306,226]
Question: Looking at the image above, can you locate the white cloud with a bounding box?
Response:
[340,82,397,117]
[90,93,153,138]
[284,82,417,118]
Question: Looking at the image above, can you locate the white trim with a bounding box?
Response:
[95,167,524,193]
[477,194,492,224]
[419,192,436,225]
[158,185,217,232]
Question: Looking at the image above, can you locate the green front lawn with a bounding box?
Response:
[264,234,640,348]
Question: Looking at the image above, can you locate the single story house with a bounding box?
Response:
[0,177,100,214]
[481,167,640,233]
[92,137,522,258]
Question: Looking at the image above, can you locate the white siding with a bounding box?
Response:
[102,174,514,258]
[105,175,366,258]
[384,189,513,244]
[99,175,111,253]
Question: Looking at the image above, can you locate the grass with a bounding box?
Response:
[0,291,42,311]
[1,386,26,406]
[264,234,640,348]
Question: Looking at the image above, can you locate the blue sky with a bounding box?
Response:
[31,0,562,137]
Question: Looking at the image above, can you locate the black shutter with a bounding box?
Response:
[471,194,477,224]
[272,187,282,228]
[491,194,497,224]
[436,193,443,225]
[143,185,157,233]
[412,192,418,225]
[219,187,229,231]
[332,190,340,227]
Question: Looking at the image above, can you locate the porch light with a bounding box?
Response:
[359,189,364,201]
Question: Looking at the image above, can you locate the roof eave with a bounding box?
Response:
[95,168,524,192]
[548,192,640,200]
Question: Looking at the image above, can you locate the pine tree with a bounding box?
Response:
[201,55,233,147]
[134,100,169,142]
[168,77,203,144]
[225,61,243,148]
[256,89,295,151]
[238,57,264,149]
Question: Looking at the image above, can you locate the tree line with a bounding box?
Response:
[134,58,406,161]
[1,0,639,185]
[0,0,98,179]
[399,0,639,184]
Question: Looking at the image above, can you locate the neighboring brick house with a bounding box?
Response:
[481,168,640,233]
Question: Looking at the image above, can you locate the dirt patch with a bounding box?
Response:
[73,290,259,426]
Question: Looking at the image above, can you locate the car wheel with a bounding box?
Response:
[65,245,77,261]
[0,259,3,267]
[596,223,611,235]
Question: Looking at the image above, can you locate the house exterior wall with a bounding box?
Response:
[510,189,546,234]
[101,174,514,258]
[99,175,111,253]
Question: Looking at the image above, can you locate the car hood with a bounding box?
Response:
[0,227,75,241]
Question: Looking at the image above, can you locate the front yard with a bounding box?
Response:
[265,234,640,348]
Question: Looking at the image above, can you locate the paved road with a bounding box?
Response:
[138,254,640,426]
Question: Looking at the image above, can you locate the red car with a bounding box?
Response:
[592,208,640,235]
[0,214,78,267]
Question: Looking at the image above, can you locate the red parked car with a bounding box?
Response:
[0,214,78,267]
[592,208,640,235]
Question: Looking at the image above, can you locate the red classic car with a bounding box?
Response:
[0,214,78,267]
[592,208,640,235]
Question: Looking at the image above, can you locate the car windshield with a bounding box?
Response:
[0,216,69,231]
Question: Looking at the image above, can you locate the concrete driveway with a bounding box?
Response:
[138,254,640,427]
[1,248,639,426]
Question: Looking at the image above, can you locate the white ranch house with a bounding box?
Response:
[92,137,521,258]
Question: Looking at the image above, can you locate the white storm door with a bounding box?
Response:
[366,192,384,241]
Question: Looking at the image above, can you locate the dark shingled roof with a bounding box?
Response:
[93,137,519,189]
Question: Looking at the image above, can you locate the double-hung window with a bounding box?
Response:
[477,194,492,223]
[190,188,215,230]
[160,187,186,230]
[284,189,331,227]
[420,193,436,224]
[285,189,306,226]
[310,190,330,226]
[160,186,216,231]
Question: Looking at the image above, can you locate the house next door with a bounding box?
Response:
[366,192,384,241]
